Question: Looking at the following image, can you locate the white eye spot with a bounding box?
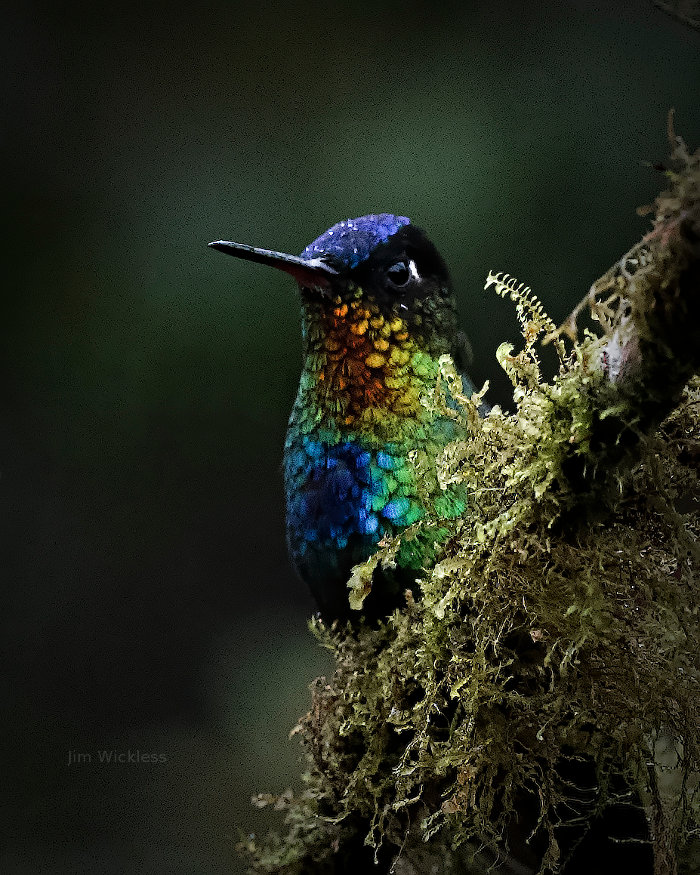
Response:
[408,259,420,282]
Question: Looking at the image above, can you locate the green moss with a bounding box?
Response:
[241,328,699,873]
[240,143,700,873]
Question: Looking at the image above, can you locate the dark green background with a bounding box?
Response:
[3,1,698,871]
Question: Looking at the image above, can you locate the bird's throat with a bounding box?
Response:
[298,294,443,441]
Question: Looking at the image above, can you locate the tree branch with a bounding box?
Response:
[241,126,700,875]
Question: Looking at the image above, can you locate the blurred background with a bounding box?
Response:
[2,0,698,871]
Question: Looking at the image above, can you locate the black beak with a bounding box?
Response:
[208,239,338,289]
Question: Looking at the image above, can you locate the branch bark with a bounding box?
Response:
[549,118,700,522]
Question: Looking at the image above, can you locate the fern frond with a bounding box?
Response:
[486,271,567,365]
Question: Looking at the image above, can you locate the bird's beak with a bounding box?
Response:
[208,239,338,289]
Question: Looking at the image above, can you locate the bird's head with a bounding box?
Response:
[209,214,459,355]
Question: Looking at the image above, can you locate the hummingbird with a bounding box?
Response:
[210,214,478,621]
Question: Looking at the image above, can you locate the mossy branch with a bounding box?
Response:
[240,126,700,875]
[539,111,700,523]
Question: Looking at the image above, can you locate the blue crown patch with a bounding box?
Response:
[300,214,410,270]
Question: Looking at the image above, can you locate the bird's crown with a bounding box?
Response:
[300,214,410,270]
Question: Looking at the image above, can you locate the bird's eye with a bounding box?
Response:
[385,260,410,287]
